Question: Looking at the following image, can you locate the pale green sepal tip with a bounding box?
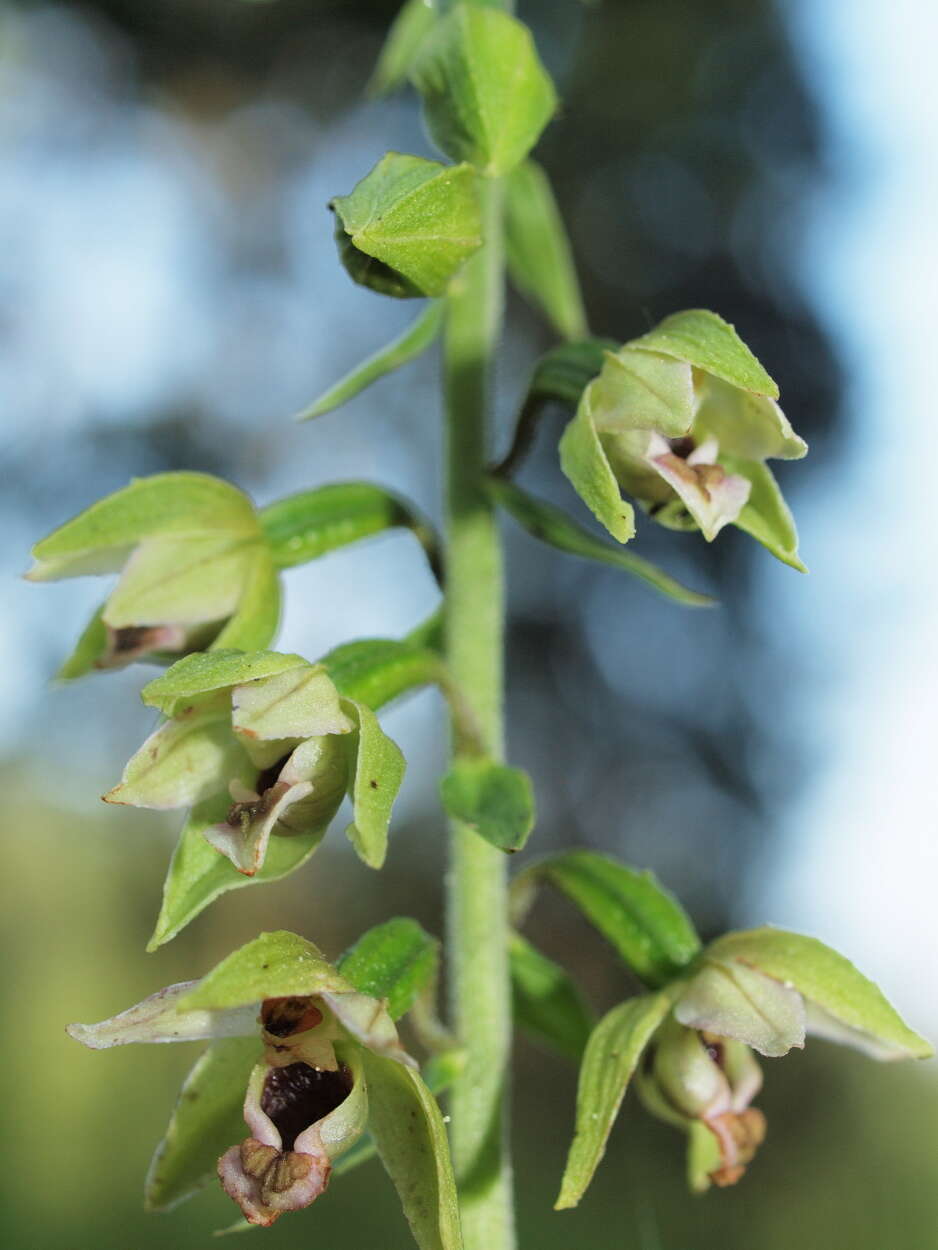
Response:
[343,699,407,869]
[628,309,779,399]
[555,992,672,1210]
[707,927,933,1061]
[723,456,808,572]
[296,301,443,420]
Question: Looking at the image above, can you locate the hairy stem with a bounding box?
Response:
[443,175,514,1250]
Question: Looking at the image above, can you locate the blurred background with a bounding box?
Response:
[3,0,936,1246]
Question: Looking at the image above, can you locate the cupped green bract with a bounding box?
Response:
[411,4,557,176]
[332,152,482,298]
[440,757,536,852]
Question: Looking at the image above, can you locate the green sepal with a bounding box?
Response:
[411,4,557,176]
[147,795,330,951]
[104,699,243,811]
[27,471,258,581]
[489,478,714,608]
[509,932,595,1062]
[368,0,438,96]
[56,600,108,680]
[440,757,535,852]
[142,650,307,717]
[628,309,779,399]
[295,303,444,420]
[321,636,446,710]
[360,1050,463,1250]
[342,699,407,869]
[332,153,482,299]
[178,931,348,1012]
[339,918,440,1022]
[504,160,587,341]
[559,392,636,543]
[259,481,441,584]
[722,456,806,572]
[210,546,281,652]
[144,1037,260,1212]
[512,851,701,987]
[706,927,933,1061]
[555,992,672,1209]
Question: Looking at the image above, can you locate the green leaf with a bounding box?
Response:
[145,1037,259,1211]
[628,309,779,399]
[509,932,595,1062]
[555,992,672,1209]
[343,700,407,869]
[368,0,438,96]
[440,758,535,852]
[105,701,243,810]
[360,1050,463,1250]
[339,918,440,1021]
[259,482,441,583]
[142,650,306,716]
[706,927,934,1061]
[321,637,445,710]
[148,796,330,950]
[722,456,807,572]
[179,931,348,1012]
[56,600,108,680]
[412,5,557,176]
[333,153,482,299]
[530,338,616,408]
[559,392,636,543]
[28,472,258,581]
[295,303,443,420]
[489,478,715,607]
[504,160,587,341]
[515,851,701,987]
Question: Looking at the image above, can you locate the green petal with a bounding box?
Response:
[102,535,257,629]
[504,160,587,342]
[628,310,779,398]
[555,993,672,1209]
[67,981,258,1050]
[27,472,259,581]
[512,851,701,987]
[332,154,482,299]
[412,5,556,177]
[231,665,352,742]
[706,927,933,1061]
[489,477,715,607]
[145,1037,260,1212]
[590,347,695,439]
[142,650,307,717]
[559,390,636,544]
[360,1050,463,1250]
[342,700,406,869]
[295,304,443,420]
[338,918,439,1022]
[440,757,535,853]
[509,932,595,1062]
[674,960,806,1058]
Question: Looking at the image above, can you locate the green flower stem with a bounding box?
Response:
[443,173,515,1250]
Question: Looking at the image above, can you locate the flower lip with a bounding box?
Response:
[261,1061,353,1152]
